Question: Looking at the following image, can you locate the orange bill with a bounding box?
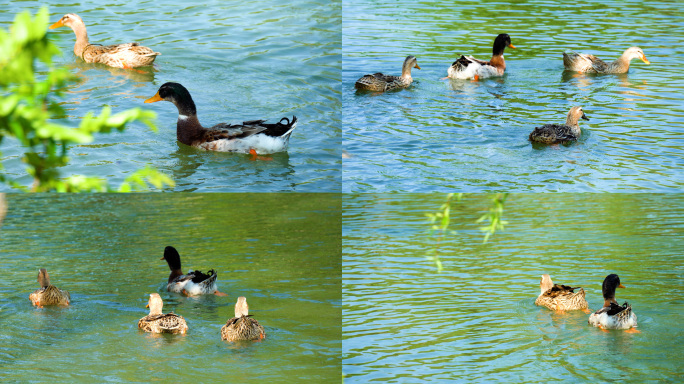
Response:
[415,64,421,70]
[618,283,626,288]
[49,20,64,29]
[145,303,149,308]
[508,43,516,49]
[144,92,163,103]
[641,55,650,64]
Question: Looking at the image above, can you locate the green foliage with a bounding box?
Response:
[476,193,508,244]
[425,193,508,271]
[0,8,173,192]
[425,193,462,272]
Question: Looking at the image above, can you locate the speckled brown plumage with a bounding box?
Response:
[29,269,70,307]
[220,297,265,342]
[49,13,160,68]
[355,55,420,92]
[529,106,589,144]
[138,293,188,334]
[535,274,588,311]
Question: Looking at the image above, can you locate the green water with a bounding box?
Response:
[0,194,341,382]
[0,0,341,192]
[343,194,683,382]
[343,0,684,191]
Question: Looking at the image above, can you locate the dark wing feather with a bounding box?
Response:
[203,116,297,141]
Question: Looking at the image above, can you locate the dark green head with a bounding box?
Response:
[602,274,625,300]
[145,82,197,116]
[493,33,515,56]
[161,246,182,271]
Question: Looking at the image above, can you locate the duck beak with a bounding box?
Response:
[581,113,589,121]
[49,20,64,29]
[508,43,516,49]
[144,92,163,103]
[641,55,650,65]
[618,283,626,288]
[145,303,149,308]
[160,256,165,260]
[414,64,421,70]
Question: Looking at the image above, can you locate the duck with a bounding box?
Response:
[588,274,639,332]
[534,274,590,313]
[161,246,227,296]
[49,13,160,68]
[562,47,649,74]
[138,293,188,334]
[144,82,297,154]
[221,297,266,341]
[447,34,515,80]
[29,268,70,308]
[529,106,589,144]
[355,55,421,92]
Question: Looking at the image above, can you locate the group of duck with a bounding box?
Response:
[354,33,650,145]
[28,246,265,342]
[48,13,297,155]
[535,273,639,333]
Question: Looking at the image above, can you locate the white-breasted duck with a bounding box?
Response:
[144,82,297,154]
[447,34,515,80]
[588,274,639,332]
[161,246,227,296]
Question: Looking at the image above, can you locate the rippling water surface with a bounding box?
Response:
[343,194,682,382]
[343,0,684,192]
[0,0,341,192]
[0,194,341,382]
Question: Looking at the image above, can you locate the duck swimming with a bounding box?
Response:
[529,106,589,144]
[447,34,515,80]
[138,293,188,334]
[145,82,297,154]
[563,47,649,74]
[161,246,227,296]
[535,274,590,313]
[588,274,639,332]
[355,55,421,92]
[49,13,160,68]
[220,296,266,341]
[29,268,70,308]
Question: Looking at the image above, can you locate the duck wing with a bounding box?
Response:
[204,116,297,140]
[529,124,578,144]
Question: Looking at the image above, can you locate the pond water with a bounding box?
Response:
[0,0,341,192]
[0,194,341,382]
[343,194,683,382]
[343,0,684,192]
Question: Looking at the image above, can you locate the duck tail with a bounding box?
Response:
[277,116,298,140]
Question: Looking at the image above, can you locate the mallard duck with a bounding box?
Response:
[588,274,639,332]
[138,293,188,334]
[161,246,227,296]
[355,55,421,92]
[29,268,70,308]
[144,82,296,154]
[49,13,160,68]
[221,297,266,342]
[563,47,649,74]
[535,274,590,313]
[529,106,589,144]
[447,34,515,80]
